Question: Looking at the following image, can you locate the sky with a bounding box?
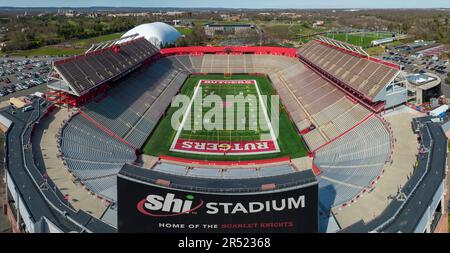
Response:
[1,0,450,9]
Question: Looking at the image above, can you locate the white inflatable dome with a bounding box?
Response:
[122,22,181,48]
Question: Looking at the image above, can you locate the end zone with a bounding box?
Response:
[173,139,279,155]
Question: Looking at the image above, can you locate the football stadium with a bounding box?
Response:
[0,22,447,233]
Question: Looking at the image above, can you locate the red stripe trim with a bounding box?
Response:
[78,110,136,150]
[159,155,290,166]
[159,46,298,57]
[313,113,375,153]
[311,162,322,176]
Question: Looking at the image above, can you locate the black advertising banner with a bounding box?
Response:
[117,176,318,233]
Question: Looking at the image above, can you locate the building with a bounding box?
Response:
[64,10,78,17]
[280,12,302,19]
[9,96,30,109]
[406,72,442,105]
[312,21,324,28]
[166,11,185,16]
[204,24,255,36]
[107,12,149,17]
[371,37,395,46]
[121,22,182,48]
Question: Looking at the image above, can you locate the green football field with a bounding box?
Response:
[179,81,272,143]
[143,74,309,161]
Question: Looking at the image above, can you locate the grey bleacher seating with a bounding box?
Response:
[187,167,223,178]
[82,58,189,148]
[151,162,296,179]
[314,116,390,207]
[222,169,259,179]
[318,177,363,207]
[298,40,399,100]
[259,165,295,177]
[83,175,118,202]
[152,163,188,176]
[60,113,136,202]
[54,37,159,95]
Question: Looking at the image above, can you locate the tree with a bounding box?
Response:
[174,27,208,47]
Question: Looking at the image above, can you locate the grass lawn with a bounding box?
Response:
[6,32,123,57]
[385,40,407,48]
[176,27,193,35]
[262,23,328,41]
[8,46,85,57]
[367,46,386,56]
[143,74,309,161]
[363,32,395,38]
[288,24,328,38]
[73,32,123,47]
[190,19,214,26]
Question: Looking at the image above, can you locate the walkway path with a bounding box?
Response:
[332,107,423,229]
[37,107,107,218]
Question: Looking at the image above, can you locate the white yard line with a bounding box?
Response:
[253,80,280,151]
[169,80,202,151]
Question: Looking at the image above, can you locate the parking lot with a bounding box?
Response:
[383,43,449,74]
[382,42,449,96]
[0,57,59,101]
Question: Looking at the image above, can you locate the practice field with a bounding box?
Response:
[325,32,394,47]
[143,74,309,161]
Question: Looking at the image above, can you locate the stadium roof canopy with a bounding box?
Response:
[122,22,182,48]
